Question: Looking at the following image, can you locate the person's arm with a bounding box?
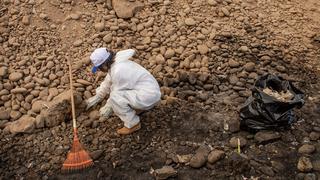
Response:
[96,73,112,99]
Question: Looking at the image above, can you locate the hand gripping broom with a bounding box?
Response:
[62,57,93,172]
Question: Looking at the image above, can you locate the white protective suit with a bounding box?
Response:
[96,49,161,128]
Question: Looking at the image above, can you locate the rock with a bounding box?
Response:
[229,75,239,85]
[154,166,177,180]
[4,115,35,134]
[312,160,320,171]
[73,40,83,47]
[32,100,45,113]
[259,166,275,177]
[9,72,23,81]
[244,62,255,72]
[297,157,313,172]
[11,88,28,94]
[208,0,217,6]
[185,18,196,26]
[229,136,247,148]
[94,22,105,32]
[90,150,104,160]
[41,90,83,127]
[176,154,193,164]
[103,34,112,43]
[22,15,30,25]
[309,132,320,141]
[197,44,209,55]
[89,110,99,121]
[35,114,45,128]
[298,144,316,154]
[224,115,240,132]
[228,59,240,68]
[156,54,165,64]
[10,111,22,120]
[189,145,210,168]
[112,0,144,18]
[254,131,281,143]
[0,110,10,120]
[208,150,225,164]
[239,46,249,52]
[164,48,175,59]
[221,7,230,16]
[0,66,8,77]
[304,173,317,180]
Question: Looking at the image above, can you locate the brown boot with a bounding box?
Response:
[117,123,141,135]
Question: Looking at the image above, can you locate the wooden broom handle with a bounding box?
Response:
[67,57,77,128]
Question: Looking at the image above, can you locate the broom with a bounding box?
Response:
[62,57,93,172]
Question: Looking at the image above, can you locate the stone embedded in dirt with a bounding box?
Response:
[208,150,225,164]
[103,34,113,43]
[89,110,99,121]
[164,48,175,59]
[254,131,281,143]
[312,160,320,171]
[94,22,105,32]
[244,62,255,72]
[90,150,104,160]
[22,15,30,25]
[35,114,45,128]
[0,110,10,120]
[4,115,35,134]
[32,100,45,113]
[40,90,83,127]
[229,136,247,148]
[154,166,177,180]
[297,157,313,172]
[177,154,193,164]
[112,0,144,18]
[9,72,23,82]
[259,166,275,177]
[197,44,209,55]
[189,145,210,168]
[221,7,230,16]
[208,0,217,6]
[185,18,196,26]
[11,88,28,94]
[309,132,320,141]
[73,39,83,47]
[228,59,240,68]
[0,66,8,77]
[239,46,249,53]
[10,111,22,121]
[298,144,316,154]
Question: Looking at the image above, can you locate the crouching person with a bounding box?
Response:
[85,48,161,135]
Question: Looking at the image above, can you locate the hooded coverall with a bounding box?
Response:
[96,49,161,128]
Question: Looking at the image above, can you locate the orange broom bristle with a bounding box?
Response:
[62,129,93,171]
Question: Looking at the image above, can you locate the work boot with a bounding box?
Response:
[117,123,141,135]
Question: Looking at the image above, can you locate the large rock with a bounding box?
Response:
[9,72,23,81]
[298,144,316,154]
[0,66,8,77]
[297,157,313,172]
[254,131,281,143]
[189,145,210,168]
[112,0,144,18]
[154,166,177,180]
[4,115,35,134]
[208,150,225,164]
[40,90,83,127]
[0,110,10,120]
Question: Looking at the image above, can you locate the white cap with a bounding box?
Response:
[90,48,111,73]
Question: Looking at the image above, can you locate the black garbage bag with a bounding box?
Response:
[240,74,304,131]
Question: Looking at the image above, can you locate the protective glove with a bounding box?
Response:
[99,104,113,118]
[85,95,102,110]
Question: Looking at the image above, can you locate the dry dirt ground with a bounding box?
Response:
[0,0,320,179]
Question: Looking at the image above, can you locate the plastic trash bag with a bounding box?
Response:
[240,74,305,131]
